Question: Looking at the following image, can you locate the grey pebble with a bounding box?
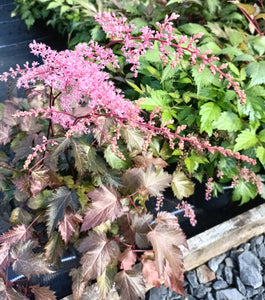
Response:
[212,280,228,290]
[208,253,226,272]
[238,251,262,289]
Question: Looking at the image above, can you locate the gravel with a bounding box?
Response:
[147,233,265,299]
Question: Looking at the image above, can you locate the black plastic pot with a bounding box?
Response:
[190,181,233,211]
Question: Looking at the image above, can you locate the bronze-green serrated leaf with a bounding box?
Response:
[30,284,56,300]
[69,267,87,300]
[114,270,145,300]
[11,241,53,278]
[45,231,65,266]
[78,231,119,281]
[81,185,123,232]
[147,212,187,295]
[46,187,80,235]
[10,207,32,226]
[97,264,117,299]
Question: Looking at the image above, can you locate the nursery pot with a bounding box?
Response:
[190,181,233,211]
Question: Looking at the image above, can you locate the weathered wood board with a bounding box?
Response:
[182,202,265,271]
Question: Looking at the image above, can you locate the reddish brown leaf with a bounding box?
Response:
[30,284,56,300]
[69,267,87,300]
[133,152,168,169]
[81,186,123,232]
[20,115,42,133]
[140,165,172,197]
[0,224,31,247]
[120,212,152,249]
[58,211,83,244]
[78,231,119,281]
[115,270,145,300]
[0,244,11,271]
[147,212,187,295]
[0,124,12,145]
[122,166,172,198]
[141,252,161,288]
[11,241,53,278]
[119,248,137,271]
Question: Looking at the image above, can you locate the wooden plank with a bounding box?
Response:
[182,202,265,271]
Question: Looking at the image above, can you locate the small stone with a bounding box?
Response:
[208,253,226,272]
[242,243,251,251]
[251,235,264,246]
[216,263,225,279]
[235,276,246,296]
[257,244,265,260]
[187,295,197,300]
[230,249,244,262]
[225,257,234,268]
[192,285,210,298]
[215,288,245,300]
[223,266,233,285]
[238,251,262,289]
[148,286,167,300]
[254,295,264,300]
[196,264,216,284]
[205,292,215,300]
[212,280,228,290]
[185,270,199,288]
[246,286,265,297]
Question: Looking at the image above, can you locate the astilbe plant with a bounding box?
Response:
[0,13,257,299]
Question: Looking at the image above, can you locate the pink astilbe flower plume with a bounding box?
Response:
[1,13,254,170]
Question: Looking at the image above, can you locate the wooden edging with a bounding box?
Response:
[182,202,265,271]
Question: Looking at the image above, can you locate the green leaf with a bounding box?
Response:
[224,27,244,47]
[249,36,265,56]
[233,54,255,62]
[47,2,61,9]
[192,66,215,93]
[199,102,221,135]
[212,112,242,132]
[241,87,265,122]
[207,0,219,14]
[130,18,148,35]
[258,129,265,142]
[167,0,182,5]
[10,208,32,226]
[73,141,95,176]
[232,179,257,205]
[126,80,144,95]
[218,156,238,178]
[28,190,53,210]
[184,157,197,173]
[161,64,178,83]
[146,66,161,81]
[46,187,80,235]
[171,172,194,200]
[140,90,171,111]
[178,23,210,36]
[256,146,265,165]
[246,61,265,87]
[104,145,131,170]
[228,62,239,76]
[234,129,258,152]
[97,264,117,299]
[45,231,65,266]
